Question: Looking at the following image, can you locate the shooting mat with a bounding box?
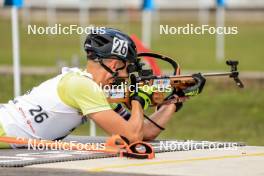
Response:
[0,135,245,167]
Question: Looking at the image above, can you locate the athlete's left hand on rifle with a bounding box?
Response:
[182,73,206,96]
[157,73,206,112]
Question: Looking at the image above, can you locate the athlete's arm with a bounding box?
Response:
[108,102,177,141]
[88,100,144,143]
[143,104,176,141]
[59,73,146,142]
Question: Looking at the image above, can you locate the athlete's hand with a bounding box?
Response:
[157,89,188,112]
[130,86,153,110]
[182,73,206,96]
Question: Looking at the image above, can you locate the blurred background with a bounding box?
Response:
[0,0,263,145]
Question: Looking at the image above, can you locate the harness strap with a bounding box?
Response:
[106,135,155,159]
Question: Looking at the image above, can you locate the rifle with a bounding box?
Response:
[106,52,244,106]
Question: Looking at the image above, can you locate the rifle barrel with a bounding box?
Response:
[167,71,235,78]
[202,72,235,77]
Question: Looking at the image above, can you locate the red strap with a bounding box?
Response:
[130,34,161,76]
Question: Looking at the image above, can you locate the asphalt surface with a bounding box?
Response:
[0,168,161,176]
[0,146,263,176]
[29,146,264,176]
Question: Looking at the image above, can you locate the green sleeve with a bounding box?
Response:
[58,72,112,115]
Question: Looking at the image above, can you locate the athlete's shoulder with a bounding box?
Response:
[60,68,103,95]
[58,68,111,115]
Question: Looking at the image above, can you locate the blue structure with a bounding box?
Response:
[142,0,154,11]
[4,0,23,7]
[216,0,225,7]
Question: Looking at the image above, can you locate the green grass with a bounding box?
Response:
[0,75,263,146]
[152,23,264,71]
[1,18,264,71]
[159,84,264,145]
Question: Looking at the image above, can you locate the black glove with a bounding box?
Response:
[157,73,205,112]
[129,74,153,110]
[130,87,153,110]
[182,73,206,96]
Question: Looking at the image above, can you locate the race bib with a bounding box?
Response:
[111,37,128,57]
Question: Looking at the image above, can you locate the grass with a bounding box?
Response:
[0,74,263,146]
[1,18,264,71]
[159,84,264,145]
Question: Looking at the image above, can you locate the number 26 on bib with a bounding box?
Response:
[111,37,128,57]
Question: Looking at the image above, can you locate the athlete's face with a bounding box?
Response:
[105,59,128,85]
